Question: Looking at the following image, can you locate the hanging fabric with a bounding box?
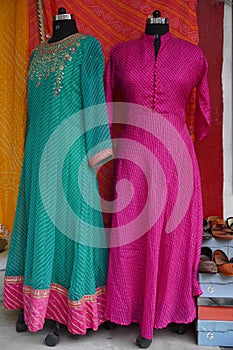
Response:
[0,0,29,239]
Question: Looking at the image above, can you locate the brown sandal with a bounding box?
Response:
[213,250,233,276]
[210,218,233,240]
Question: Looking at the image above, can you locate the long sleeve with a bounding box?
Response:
[105,45,127,144]
[105,47,116,137]
[81,38,112,168]
[194,53,211,140]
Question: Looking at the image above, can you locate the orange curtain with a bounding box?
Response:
[0,0,29,239]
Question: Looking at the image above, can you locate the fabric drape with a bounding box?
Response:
[0,0,29,238]
[4,34,112,334]
[104,31,210,339]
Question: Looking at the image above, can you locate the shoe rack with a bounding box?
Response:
[197,231,233,346]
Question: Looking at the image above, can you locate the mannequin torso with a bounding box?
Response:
[145,11,169,57]
[48,19,78,43]
[48,8,78,43]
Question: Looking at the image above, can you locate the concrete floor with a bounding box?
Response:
[0,306,222,350]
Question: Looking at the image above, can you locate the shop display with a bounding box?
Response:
[2,3,230,349]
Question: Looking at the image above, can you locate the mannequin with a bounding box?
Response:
[103,9,207,350]
[145,10,187,342]
[145,10,169,57]
[12,6,112,348]
[48,7,78,43]
[44,8,78,348]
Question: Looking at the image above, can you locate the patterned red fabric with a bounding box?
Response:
[29,1,198,54]
[29,0,40,53]
[105,32,210,338]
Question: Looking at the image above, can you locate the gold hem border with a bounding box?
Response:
[5,276,106,305]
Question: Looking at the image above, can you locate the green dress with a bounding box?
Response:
[4,33,112,334]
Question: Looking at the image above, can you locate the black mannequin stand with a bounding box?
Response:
[145,10,169,57]
[44,322,61,347]
[103,320,117,330]
[16,309,27,332]
[48,7,78,43]
[145,10,169,36]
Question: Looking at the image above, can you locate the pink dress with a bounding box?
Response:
[105,32,210,339]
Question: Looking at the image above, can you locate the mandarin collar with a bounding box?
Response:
[142,31,172,44]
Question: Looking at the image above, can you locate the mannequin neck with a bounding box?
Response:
[48,19,78,43]
[145,23,169,36]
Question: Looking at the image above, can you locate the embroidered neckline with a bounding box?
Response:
[39,33,87,54]
[29,33,88,96]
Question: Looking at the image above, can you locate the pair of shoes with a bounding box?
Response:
[202,218,212,240]
[209,217,233,240]
[198,247,218,274]
[136,335,152,349]
[213,250,233,276]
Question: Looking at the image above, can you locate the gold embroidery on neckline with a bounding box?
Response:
[29,34,87,96]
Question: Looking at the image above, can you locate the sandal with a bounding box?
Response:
[210,218,233,240]
[202,218,212,240]
[207,216,221,227]
[198,247,218,274]
[213,250,233,276]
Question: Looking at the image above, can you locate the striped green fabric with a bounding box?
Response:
[6,34,111,300]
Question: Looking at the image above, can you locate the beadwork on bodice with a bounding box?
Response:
[29,33,87,96]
